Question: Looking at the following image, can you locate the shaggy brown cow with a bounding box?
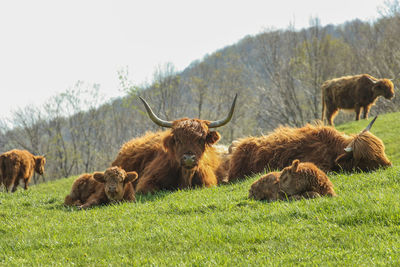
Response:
[64,166,138,209]
[0,149,46,192]
[112,95,237,194]
[228,116,391,182]
[248,159,336,201]
[321,74,395,126]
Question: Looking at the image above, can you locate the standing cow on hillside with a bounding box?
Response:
[0,149,46,192]
[321,74,394,126]
[112,94,237,194]
[228,116,391,182]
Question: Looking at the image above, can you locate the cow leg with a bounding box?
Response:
[78,196,102,209]
[301,191,321,199]
[289,191,320,200]
[64,194,83,207]
[326,107,338,126]
[4,179,13,193]
[11,177,21,193]
[355,105,361,121]
[23,178,29,190]
[363,105,371,119]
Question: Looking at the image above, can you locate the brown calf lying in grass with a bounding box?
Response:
[64,166,138,209]
[248,160,336,201]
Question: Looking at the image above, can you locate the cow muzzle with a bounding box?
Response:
[386,91,395,99]
[182,154,197,169]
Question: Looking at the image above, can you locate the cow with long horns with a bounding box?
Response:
[228,116,391,182]
[321,74,395,126]
[112,95,237,193]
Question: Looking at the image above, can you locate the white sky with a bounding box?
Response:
[0,0,387,121]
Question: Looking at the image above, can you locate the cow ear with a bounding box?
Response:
[93,172,106,183]
[35,156,46,167]
[163,135,174,150]
[291,159,300,172]
[335,153,353,170]
[125,171,138,184]
[206,131,221,145]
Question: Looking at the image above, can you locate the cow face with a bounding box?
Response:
[373,79,395,99]
[248,172,281,201]
[163,119,220,169]
[34,156,46,175]
[93,167,138,201]
[139,94,236,170]
[279,160,303,196]
[335,131,392,172]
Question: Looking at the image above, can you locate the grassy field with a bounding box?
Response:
[1,113,400,266]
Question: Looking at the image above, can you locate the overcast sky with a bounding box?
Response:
[0,0,388,120]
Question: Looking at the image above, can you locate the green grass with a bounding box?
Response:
[1,113,400,266]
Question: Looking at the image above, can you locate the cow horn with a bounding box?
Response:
[139,97,173,128]
[344,146,353,153]
[362,115,378,133]
[366,76,378,84]
[208,94,238,128]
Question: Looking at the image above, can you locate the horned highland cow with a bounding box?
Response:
[321,74,394,126]
[0,149,46,192]
[112,95,237,194]
[64,166,138,209]
[248,159,336,201]
[228,116,391,182]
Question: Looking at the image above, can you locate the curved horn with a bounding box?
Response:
[362,115,378,133]
[139,97,173,128]
[366,76,378,84]
[208,94,238,128]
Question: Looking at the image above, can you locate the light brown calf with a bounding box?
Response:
[249,160,336,201]
[64,166,138,209]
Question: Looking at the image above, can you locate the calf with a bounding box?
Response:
[64,166,138,209]
[249,160,336,201]
[0,149,46,192]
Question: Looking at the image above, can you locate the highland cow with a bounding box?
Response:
[228,116,391,182]
[112,95,237,194]
[64,166,138,209]
[0,149,46,192]
[321,74,394,126]
[248,159,336,201]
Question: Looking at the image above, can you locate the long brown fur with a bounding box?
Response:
[249,159,336,201]
[228,122,391,182]
[64,166,138,209]
[112,118,223,194]
[0,149,46,192]
[321,74,394,125]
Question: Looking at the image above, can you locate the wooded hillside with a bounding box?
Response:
[1,3,400,182]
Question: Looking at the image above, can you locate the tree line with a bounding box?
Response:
[1,2,400,183]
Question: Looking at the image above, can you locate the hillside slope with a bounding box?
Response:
[1,112,400,265]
